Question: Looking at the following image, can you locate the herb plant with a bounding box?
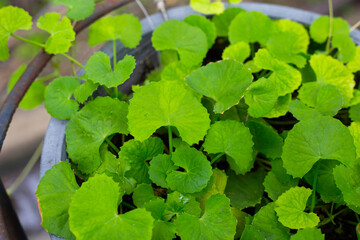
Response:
[2,1,360,239]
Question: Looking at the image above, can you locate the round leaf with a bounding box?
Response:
[212,8,244,37]
[291,228,324,240]
[222,41,250,63]
[74,80,99,104]
[149,154,176,188]
[163,191,201,221]
[310,16,350,43]
[190,0,224,15]
[264,94,291,118]
[52,0,95,21]
[184,15,216,49]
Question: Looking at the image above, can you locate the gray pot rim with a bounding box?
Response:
[40,3,360,240]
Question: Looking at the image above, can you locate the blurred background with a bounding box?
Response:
[0,0,359,239]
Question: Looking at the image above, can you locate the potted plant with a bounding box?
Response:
[1,0,360,239]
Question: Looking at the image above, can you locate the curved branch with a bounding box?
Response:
[0,0,133,151]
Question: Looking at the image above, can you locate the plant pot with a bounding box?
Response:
[40,3,360,240]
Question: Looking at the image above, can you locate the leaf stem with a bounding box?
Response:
[121,201,136,210]
[355,213,360,223]
[168,125,173,155]
[310,162,320,212]
[105,138,120,153]
[113,40,119,98]
[318,208,348,227]
[6,141,43,195]
[36,71,60,83]
[210,152,225,165]
[326,0,334,52]
[350,20,360,32]
[250,43,255,59]
[11,33,44,48]
[61,53,85,69]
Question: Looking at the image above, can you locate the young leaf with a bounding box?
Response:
[175,194,237,240]
[298,82,343,116]
[37,13,75,54]
[88,14,142,48]
[275,187,320,229]
[190,0,224,15]
[246,120,283,159]
[244,60,261,73]
[222,41,250,63]
[212,8,244,37]
[184,15,216,49]
[186,60,253,113]
[74,79,99,104]
[132,183,155,208]
[44,76,80,119]
[66,97,128,174]
[244,77,278,118]
[152,20,208,67]
[36,162,79,240]
[52,0,95,21]
[203,120,254,174]
[289,100,322,121]
[310,54,354,106]
[310,16,349,43]
[163,191,201,221]
[167,146,212,194]
[149,154,176,188]
[86,52,135,88]
[225,169,265,209]
[264,94,291,118]
[347,46,360,72]
[69,174,154,240]
[229,11,274,46]
[332,34,356,63]
[349,122,360,158]
[282,116,356,178]
[128,81,210,145]
[291,228,324,240]
[333,164,360,214]
[263,159,299,201]
[254,49,301,96]
[8,64,45,109]
[0,6,32,61]
[119,137,164,184]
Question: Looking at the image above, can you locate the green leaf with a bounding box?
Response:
[69,174,154,240]
[212,8,244,37]
[304,160,343,204]
[347,46,360,72]
[275,187,320,229]
[282,116,356,178]
[310,16,349,43]
[350,89,360,106]
[222,41,250,63]
[291,228,324,240]
[37,13,75,54]
[332,34,356,63]
[149,154,176,188]
[225,169,265,209]
[175,194,237,240]
[88,14,142,48]
[128,81,210,145]
[263,159,299,201]
[264,94,291,118]
[86,52,135,88]
[36,162,79,240]
[241,224,265,240]
[245,78,278,118]
[144,198,166,220]
[231,208,248,239]
[254,49,302,96]
[44,76,80,119]
[152,20,208,67]
[289,100,322,121]
[229,11,274,46]
[244,60,262,73]
[167,146,212,193]
[246,120,283,159]
[52,0,95,20]
[132,183,155,208]
[74,79,99,104]
[8,64,45,109]
[152,221,176,240]
[186,60,253,113]
[184,15,216,49]
[66,97,128,174]
[190,0,224,15]
[163,191,201,221]
[349,122,360,158]
[0,6,32,61]
[97,143,118,174]
[203,120,254,174]
[298,82,343,116]
[161,61,196,83]
[350,103,360,122]
[119,137,164,184]
[252,203,291,240]
[333,164,360,213]
[310,54,354,106]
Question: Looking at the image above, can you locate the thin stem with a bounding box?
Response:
[168,125,173,155]
[7,141,43,196]
[135,0,155,30]
[324,207,336,225]
[36,71,60,83]
[310,162,320,212]
[256,158,271,166]
[326,0,334,52]
[60,53,85,69]
[318,208,348,227]
[113,40,119,98]
[121,201,136,210]
[210,152,225,165]
[350,20,360,32]
[250,43,255,59]
[71,44,77,76]
[105,138,120,153]
[11,33,44,48]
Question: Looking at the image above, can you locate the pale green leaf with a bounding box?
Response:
[264,94,291,118]
[190,0,224,15]
[52,0,95,20]
[349,122,360,158]
[74,80,99,104]
[347,46,360,72]
[291,228,324,240]
[212,8,244,37]
[289,100,322,121]
[244,60,261,73]
[310,16,350,43]
[222,41,250,63]
[161,61,196,83]
[184,15,216,49]
[332,34,356,63]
